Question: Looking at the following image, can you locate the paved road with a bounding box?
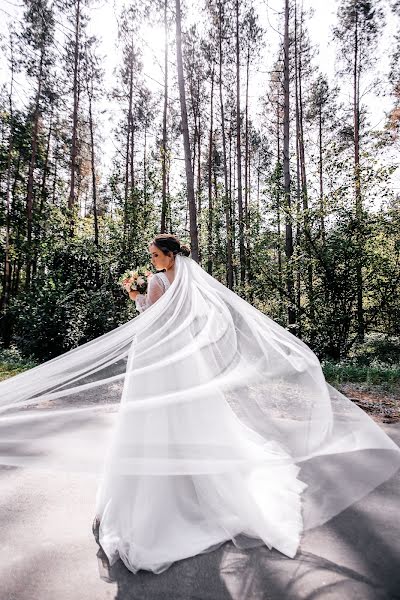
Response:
[0,424,399,600]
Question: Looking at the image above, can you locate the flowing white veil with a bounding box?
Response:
[0,253,399,531]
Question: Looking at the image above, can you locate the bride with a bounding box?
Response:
[93,234,308,574]
[91,233,400,575]
[0,232,399,576]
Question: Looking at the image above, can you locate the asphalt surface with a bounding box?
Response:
[0,424,399,600]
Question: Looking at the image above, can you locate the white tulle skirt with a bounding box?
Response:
[94,394,308,574]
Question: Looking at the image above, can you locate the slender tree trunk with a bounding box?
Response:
[297,6,313,320]
[319,103,329,307]
[129,66,135,197]
[276,102,283,319]
[244,45,253,292]
[256,150,260,218]
[87,81,99,247]
[207,65,215,274]
[235,0,246,284]
[52,143,58,205]
[32,113,53,281]
[294,11,302,332]
[230,123,236,268]
[1,50,14,318]
[143,124,148,208]
[25,50,44,289]
[130,116,135,192]
[40,111,52,215]
[213,158,220,251]
[197,93,201,209]
[167,155,172,231]
[283,0,295,326]
[244,47,250,236]
[318,103,325,243]
[175,0,199,261]
[228,123,232,221]
[218,0,233,288]
[12,156,22,298]
[354,11,364,342]
[13,259,21,296]
[123,58,134,246]
[190,79,197,176]
[123,118,130,243]
[161,0,168,233]
[68,0,81,236]
[197,110,202,262]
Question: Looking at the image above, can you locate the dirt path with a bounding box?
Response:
[337,383,400,424]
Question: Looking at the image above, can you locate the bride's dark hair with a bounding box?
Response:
[151,234,191,257]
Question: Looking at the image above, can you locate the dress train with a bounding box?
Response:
[94,392,308,574]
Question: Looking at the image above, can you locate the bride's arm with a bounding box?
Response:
[131,274,165,313]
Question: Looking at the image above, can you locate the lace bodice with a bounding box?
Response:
[134,271,171,313]
[157,271,171,290]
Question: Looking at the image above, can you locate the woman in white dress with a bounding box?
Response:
[90,233,400,575]
[1,233,399,576]
[93,234,308,573]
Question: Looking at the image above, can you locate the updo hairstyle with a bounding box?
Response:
[151,234,191,258]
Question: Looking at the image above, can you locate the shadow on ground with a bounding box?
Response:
[89,425,400,600]
[0,426,399,600]
[93,472,400,600]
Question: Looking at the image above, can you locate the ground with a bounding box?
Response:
[0,423,399,600]
[337,383,400,424]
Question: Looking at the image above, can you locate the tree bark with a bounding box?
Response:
[207,65,215,274]
[87,77,99,247]
[283,0,295,326]
[123,55,134,247]
[294,7,302,332]
[354,10,364,342]
[297,6,313,320]
[276,101,283,319]
[161,0,168,233]
[68,0,81,236]
[1,48,15,318]
[235,0,246,285]
[40,111,53,215]
[175,0,199,262]
[218,0,234,288]
[25,50,44,289]
[318,101,325,243]
[143,123,147,207]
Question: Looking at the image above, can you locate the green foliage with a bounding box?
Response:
[322,361,400,388]
[6,236,132,361]
[348,333,400,366]
[0,0,399,371]
[321,333,400,391]
[0,344,38,381]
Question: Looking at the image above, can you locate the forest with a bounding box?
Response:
[0,0,399,388]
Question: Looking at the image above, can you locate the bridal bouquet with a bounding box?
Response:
[118,265,153,294]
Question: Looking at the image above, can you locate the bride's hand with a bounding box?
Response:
[129,290,140,300]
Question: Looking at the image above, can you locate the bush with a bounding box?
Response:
[348,333,400,366]
[4,240,135,362]
[0,344,38,381]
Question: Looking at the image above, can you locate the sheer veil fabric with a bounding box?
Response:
[1,254,400,573]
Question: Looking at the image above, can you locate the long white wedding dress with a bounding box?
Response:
[95,271,308,573]
[0,254,399,576]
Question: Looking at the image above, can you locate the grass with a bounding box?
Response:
[0,347,38,382]
[322,361,400,423]
[1,350,399,385]
[322,361,400,392]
